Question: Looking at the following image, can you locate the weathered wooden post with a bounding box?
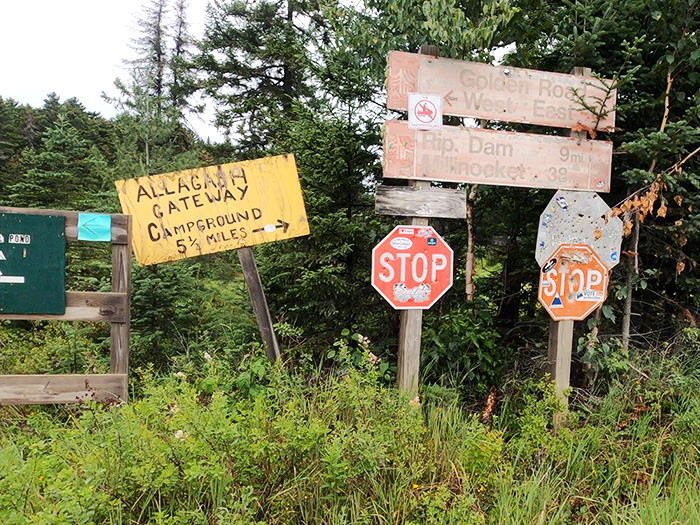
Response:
[547,67,592,402]
[396,44,436,393]
[238,246,281,361]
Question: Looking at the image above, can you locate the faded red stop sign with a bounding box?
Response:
[371,225,453,309]
[538,243,609,321]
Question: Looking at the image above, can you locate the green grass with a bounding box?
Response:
[2,349,700,524]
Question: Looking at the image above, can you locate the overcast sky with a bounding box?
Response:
[0,0,221,139]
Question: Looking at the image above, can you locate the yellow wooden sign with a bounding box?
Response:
[115,154,309,265]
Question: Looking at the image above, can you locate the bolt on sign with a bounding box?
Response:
[115,155,309,265]
[384,120,612,191]
[372,225,453,309]
[538,243,609,321]
[387,50,616,131]
[535,190,623,270]
[0,213,66,315]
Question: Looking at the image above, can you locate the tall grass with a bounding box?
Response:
[2,346,700,523]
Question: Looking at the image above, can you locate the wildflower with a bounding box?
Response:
[204,352,213,361]
[412,483,421,489]
[409,395,421,407]
[358,334,371,347]
[368,352,381,366]
[174,371,187,379]
[174,430,188,441]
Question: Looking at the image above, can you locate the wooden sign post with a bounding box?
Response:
[371,224,454,391]
[379,52,616,395]
[397,44,438,394]
[536,191,622,401]
[536,67,621,402]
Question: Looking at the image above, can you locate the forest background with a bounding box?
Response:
[2,0,700,523]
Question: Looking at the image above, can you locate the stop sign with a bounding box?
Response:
[538,243,609,321]
[372,225,453,309]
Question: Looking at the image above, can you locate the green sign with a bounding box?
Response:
[0,213,66,315]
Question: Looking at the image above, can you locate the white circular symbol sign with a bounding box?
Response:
[408,93,443,130]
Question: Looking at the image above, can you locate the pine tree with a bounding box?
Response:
[0,97,30,196]
[194,0,319,152]
[6,107,110,211]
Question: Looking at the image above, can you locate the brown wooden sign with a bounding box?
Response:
[375,185,467,219]
[387,51,616,131]
[384,120,613,192]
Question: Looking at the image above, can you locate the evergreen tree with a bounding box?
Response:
[194,0,318,152]
[256,105,387,350]
[6,108,110,211]
[0,98,31,195]
[109,0,198,174]
[502,0,700,354]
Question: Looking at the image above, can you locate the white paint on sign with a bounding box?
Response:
[377,252,448,283]
[0,270,25,284]
[541,268,604,297]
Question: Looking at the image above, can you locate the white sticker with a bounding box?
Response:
[576,290,603,301]
[390,237,413,250]
[408,93,443,130]
[8,234,30,244]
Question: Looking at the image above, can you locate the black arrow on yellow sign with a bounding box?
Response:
[253,219,290,234]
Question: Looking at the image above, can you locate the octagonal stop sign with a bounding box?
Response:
[372,225,453,309]
[538,243,609,321]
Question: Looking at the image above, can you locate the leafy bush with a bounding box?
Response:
[0,350,501,524]
[4,341,700,523]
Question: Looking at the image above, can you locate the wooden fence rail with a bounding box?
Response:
[0,206,132,405]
